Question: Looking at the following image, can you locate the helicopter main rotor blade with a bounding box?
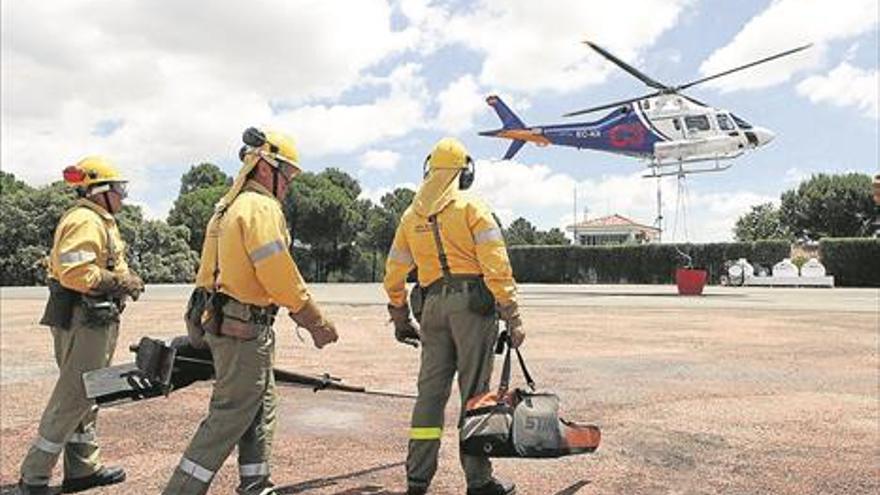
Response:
[584,41,669,90]
[563,91,662,118]
[675,43,812,91]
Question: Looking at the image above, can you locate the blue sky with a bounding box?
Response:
[3,0,877,241]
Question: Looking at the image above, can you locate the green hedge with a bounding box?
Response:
[508,241,790,284]
[820,238,880,287]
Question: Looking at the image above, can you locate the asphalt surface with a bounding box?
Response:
[1,284,877,494]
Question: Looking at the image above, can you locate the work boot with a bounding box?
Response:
[407,486,428,495]
[466,478,516,495]
[61,466,126,493]
[16,479,50,495]
[237,476,276,495]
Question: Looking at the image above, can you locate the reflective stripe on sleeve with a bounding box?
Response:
[178,458,214,483]
[249,240,286,264]
[388,247,413,265]
[34,436,64,454]
[239,462,269,477]
[67,431,96,444]
[410,427,443,440]
[58,250,97,265]
[473,227,503,245]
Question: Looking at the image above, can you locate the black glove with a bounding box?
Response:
[388,304,420,348]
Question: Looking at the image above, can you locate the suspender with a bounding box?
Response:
[427,214,453,282]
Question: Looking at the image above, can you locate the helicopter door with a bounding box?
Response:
[671,117,686,139]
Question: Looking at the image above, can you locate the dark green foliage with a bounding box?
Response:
[0,182,76,285]
[508,241,791,284]
[779,173,873,240]
[0,174,198,285]
[168,185,227,252]
[283,168,365,281]
[734,202,789,241]
[178,163,230,195]
[820,238,880,287]
[504,217,571,246]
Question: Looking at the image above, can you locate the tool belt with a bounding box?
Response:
[40,279,81,330]
[216,295,278,340]
[423,275,496,317]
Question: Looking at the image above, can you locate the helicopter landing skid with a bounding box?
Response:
[643,160,733,178]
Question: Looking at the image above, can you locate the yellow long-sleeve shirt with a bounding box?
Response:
[195,181,311,312]
[48,199,129,294]
[383,194,517,308]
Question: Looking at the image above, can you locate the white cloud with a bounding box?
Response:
[275,64,429,159]
[1,0,412,208]
[359,181,419,205]
[796,62,879,119]
[442,0,694,93]
[360,149,402,171]
[698,0,878,92]
[434,74,485,133]
[472,159,774,242]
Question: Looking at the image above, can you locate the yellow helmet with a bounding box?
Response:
[427,137,469,170]
[241,127,300,171]
[63,156,126,188]
[424,137,476,190]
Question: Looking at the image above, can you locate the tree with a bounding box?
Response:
[364,188,415,254]
[779,173,873,240]
[168,163,230,251]
[505,217,538,245]
[283,169,365,281]
[1,170,30,196]
[178,163,230,195]
[168,185,227,251]
[734,203,789,241]
[118,204,199,283]
[359,187,416,281]
[0,180,76,285]
[537,227,571,245]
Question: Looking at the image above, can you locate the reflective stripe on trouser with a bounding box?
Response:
[21,305,119,485]
[407,291,497,490]
[163,324,277,495]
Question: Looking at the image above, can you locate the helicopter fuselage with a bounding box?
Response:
[481,94,775,167]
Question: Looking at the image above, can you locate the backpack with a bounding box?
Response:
[460,335,601,458]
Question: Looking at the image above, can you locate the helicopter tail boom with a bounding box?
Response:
[485,95,525,129]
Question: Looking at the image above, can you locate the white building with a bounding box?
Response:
[567,214,660,246]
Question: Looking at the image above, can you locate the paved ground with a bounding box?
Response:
[1,284,878,494]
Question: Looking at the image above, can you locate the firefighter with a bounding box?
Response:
[163,128,339,495]
[19,156,144,494]
[383,137,525,495]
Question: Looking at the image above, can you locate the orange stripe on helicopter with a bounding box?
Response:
[496,129,551,145]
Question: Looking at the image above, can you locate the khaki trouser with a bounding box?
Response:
[164,323,277,495]
[407,289,498,490]
[20,304,120,485]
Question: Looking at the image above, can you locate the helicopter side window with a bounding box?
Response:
[716,114,734,131]
[684,115,710,132]
[731,113,753,129]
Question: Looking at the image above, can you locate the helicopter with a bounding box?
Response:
[480,41,811,178]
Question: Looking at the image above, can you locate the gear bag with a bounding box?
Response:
[460,334,601,458]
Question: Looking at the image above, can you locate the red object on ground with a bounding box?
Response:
[676,268,707,295]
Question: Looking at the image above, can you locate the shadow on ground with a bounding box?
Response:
[275,462,406,494]
[553,480,591,494]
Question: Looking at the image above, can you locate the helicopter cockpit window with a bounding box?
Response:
[716,114,734,130]
[731,113,753,129]
[684,115,711,132]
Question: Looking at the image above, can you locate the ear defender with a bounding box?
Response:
[423,154,431,179]
[459,157,475,190]
[242,127,267,148]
